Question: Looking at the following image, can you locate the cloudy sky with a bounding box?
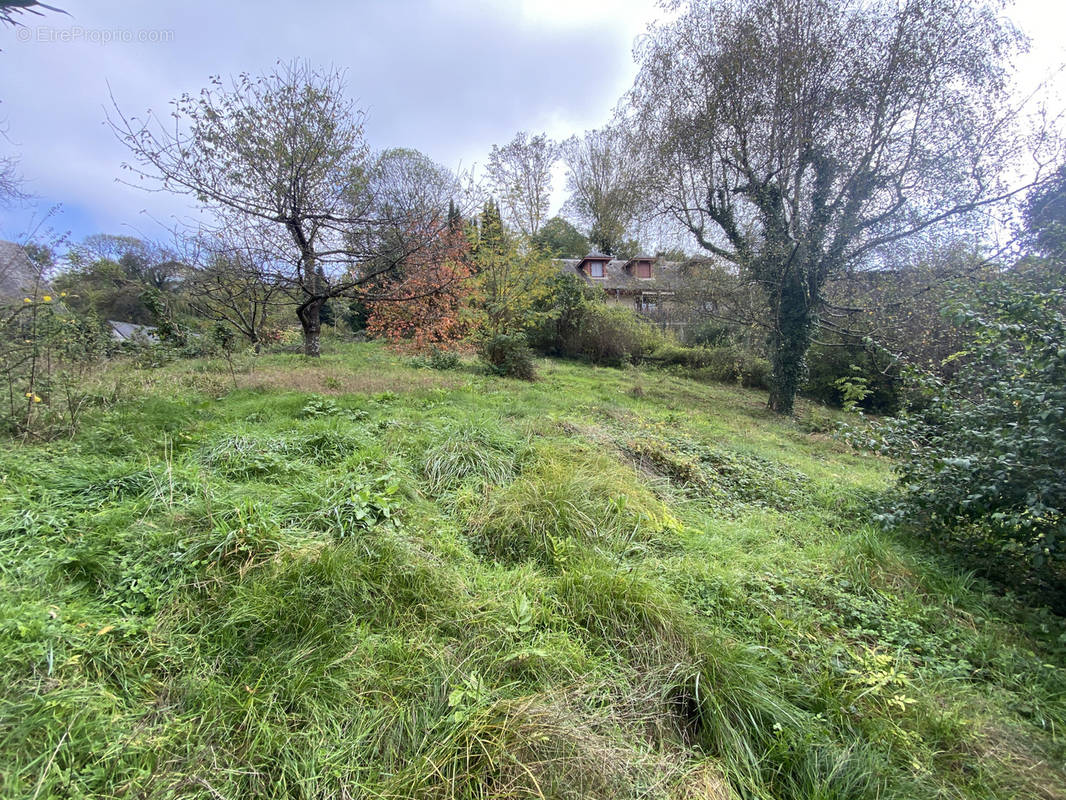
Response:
[1,0,1063,248]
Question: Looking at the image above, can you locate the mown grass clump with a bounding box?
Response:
[1,341,1063,800]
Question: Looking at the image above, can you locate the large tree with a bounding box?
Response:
[112,62,458,356]
[561,127,645,256]
[485,131,557,237]
[631,0,1038,414]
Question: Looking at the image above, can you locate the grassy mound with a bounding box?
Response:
[0,342,1063,799]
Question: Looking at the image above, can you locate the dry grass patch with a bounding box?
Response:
[390,692,708,800]
[234,364,461,395]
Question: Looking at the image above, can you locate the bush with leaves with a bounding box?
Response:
[804,336,901,414]
[479,333,536,380]
[567,304,665,367]
[877,280,1066,600]
[678,346,770,389]
[528,272,603,356]
[0,292,107,438]
[364,227,474,351]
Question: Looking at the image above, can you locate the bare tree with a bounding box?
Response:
[111,61,460,356]
[561,127,644,255]
[631,0,1048,414]
[486,132,556,237]
[184,234,284,352]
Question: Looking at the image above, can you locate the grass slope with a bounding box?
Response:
[1,342,1064,799]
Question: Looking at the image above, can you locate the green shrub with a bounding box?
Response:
[569,305,665,366]
[683,346,771,388]
[684,319,735,347]
[877,280,1066,603]
[740,354,771,389]
[804,338,901,413]
[427,346,461,370]
[530,277,671,367]
[528,272,603,356]
[649,343,716,369]
[479,333,537,380]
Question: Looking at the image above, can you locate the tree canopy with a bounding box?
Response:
[561,127,644,256]
[486,132,557,238]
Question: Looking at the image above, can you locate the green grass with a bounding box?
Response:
[0,340,1064,799]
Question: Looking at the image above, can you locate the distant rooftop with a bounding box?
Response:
[0,240,45,299]
[556,255,694,293]
[107,320,159,343]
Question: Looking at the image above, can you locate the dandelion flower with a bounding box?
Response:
[23,297,31,303]
[32,395,41,403]
[43,295,52,302]
[24,392,32,398]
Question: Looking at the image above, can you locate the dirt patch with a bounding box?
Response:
[235,365,461,395]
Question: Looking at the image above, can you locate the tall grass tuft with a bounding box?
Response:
[469,445,681,568]
[422,422,524,495]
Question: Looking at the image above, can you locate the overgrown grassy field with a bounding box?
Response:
[1,342,1064,799]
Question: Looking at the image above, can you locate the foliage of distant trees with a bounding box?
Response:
[486,132,557,238]
[561,127,645,257]
[1025,164,1066,266]
[55,235,184,326]
[531,217,588,259]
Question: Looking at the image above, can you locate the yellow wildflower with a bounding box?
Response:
[23,297,31,303]
[24,392,32,398]
[32,395,41,403]
[42,295,52,302]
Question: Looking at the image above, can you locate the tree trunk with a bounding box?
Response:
[765,272,814,416]
[297,298,324,357]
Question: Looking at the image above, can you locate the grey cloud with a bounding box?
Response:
[1,0,646,242]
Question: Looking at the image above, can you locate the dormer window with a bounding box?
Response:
[624,257,654,279]
[577,254,611,280]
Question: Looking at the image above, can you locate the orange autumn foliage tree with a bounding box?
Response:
[365,227,474,350]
